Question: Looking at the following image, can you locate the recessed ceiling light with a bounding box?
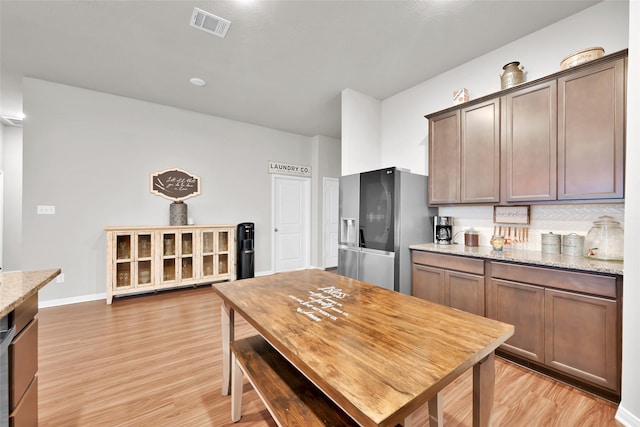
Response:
[190,77,206,87]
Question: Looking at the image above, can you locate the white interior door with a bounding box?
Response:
[323,177,339,268]
[273,175,310,272]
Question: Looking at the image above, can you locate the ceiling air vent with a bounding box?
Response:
[0,116,23,127]
[190,7,231,38]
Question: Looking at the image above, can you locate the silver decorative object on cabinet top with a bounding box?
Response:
[500,61,525,89]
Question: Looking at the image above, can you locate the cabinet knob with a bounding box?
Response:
[274,228,278,232]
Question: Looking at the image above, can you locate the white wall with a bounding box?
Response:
[19,78,341,304]
[310,134,341,267]
[341,88,382,175]
[618,2,640,425]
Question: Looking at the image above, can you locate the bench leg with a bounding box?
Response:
[428,391,443,427]
[473,352,495,427]
[221,302,235,396]
[231,353,243,422]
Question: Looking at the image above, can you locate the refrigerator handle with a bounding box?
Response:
[359,228,366,248]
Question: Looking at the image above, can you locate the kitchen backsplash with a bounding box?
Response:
[439,204,625,251]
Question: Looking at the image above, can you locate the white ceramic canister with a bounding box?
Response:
[562,233,584,257]
[541,232,561,254]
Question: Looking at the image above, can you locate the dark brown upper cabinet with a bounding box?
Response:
[426,50,626,206]
[502,80,558,202]
[558,57,625,200]
[428,110,460,204]
[428,99,500,204]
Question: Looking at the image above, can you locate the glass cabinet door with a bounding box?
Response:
[136,233,153,286]
[161,232,177,283]
[160,230,195,282]
[217,230,230,276]
[116,262,132,288]
[115,234,133,288]
[201,230,215,278]
[180,231,194,280]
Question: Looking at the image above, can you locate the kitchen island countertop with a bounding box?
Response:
[410,243,623,276]
[0,269,61,318]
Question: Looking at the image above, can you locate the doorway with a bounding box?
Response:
[272,175,310,272]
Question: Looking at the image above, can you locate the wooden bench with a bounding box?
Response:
[230,335,359,426]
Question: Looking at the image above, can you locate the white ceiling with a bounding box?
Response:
[0,0,600,139]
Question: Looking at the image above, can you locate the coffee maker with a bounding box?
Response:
[434,216,453,245]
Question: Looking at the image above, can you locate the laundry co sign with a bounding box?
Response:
[268,161,312,177]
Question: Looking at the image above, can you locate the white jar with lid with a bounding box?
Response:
[541,232,561,254]
[562,233,584,257]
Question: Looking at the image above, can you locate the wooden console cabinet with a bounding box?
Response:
[106,225,236,304]
[411,251,485,316]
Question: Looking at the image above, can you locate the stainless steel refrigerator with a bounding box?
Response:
[337,167,437,294]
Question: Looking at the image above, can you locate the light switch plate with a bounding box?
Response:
[37,205,56,215]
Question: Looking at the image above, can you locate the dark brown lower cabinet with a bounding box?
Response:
[488,279,544,363]
[545,289,618,391]
[488,262,621,397]
[411,251,485,316]
[9,293,39,426]
[411,250,622,399]
[9,377,37,427]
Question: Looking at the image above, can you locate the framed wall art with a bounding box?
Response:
[493,205,530,224]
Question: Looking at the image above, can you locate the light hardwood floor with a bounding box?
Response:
[38,284,621,426]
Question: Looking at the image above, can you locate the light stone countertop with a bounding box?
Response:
[0,269,61,318]
[409,243,623,276]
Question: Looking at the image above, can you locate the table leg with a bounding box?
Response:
[221,301,235,396]
[231,352,243,422]
[428,391,443,427]
[473,352,495,427]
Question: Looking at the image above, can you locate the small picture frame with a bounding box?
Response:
[493,205,530,224]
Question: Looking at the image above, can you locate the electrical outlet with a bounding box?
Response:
[56,273,64,283]
[37,205,56,215]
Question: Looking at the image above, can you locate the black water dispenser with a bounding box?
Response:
[237,222,255,279]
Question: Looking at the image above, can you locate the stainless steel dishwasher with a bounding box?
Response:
[0,315,16,427]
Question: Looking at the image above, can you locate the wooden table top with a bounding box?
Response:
[213,269,514,427]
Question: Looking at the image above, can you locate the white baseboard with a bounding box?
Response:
[617,405,640,427]
[39,292,106,309]
[255,270,274,277]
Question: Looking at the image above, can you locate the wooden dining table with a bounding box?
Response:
[213,269,514,427]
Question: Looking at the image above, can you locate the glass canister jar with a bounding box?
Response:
[584,215,624,261]
[464,229,479,247]
[491,235,505,252]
